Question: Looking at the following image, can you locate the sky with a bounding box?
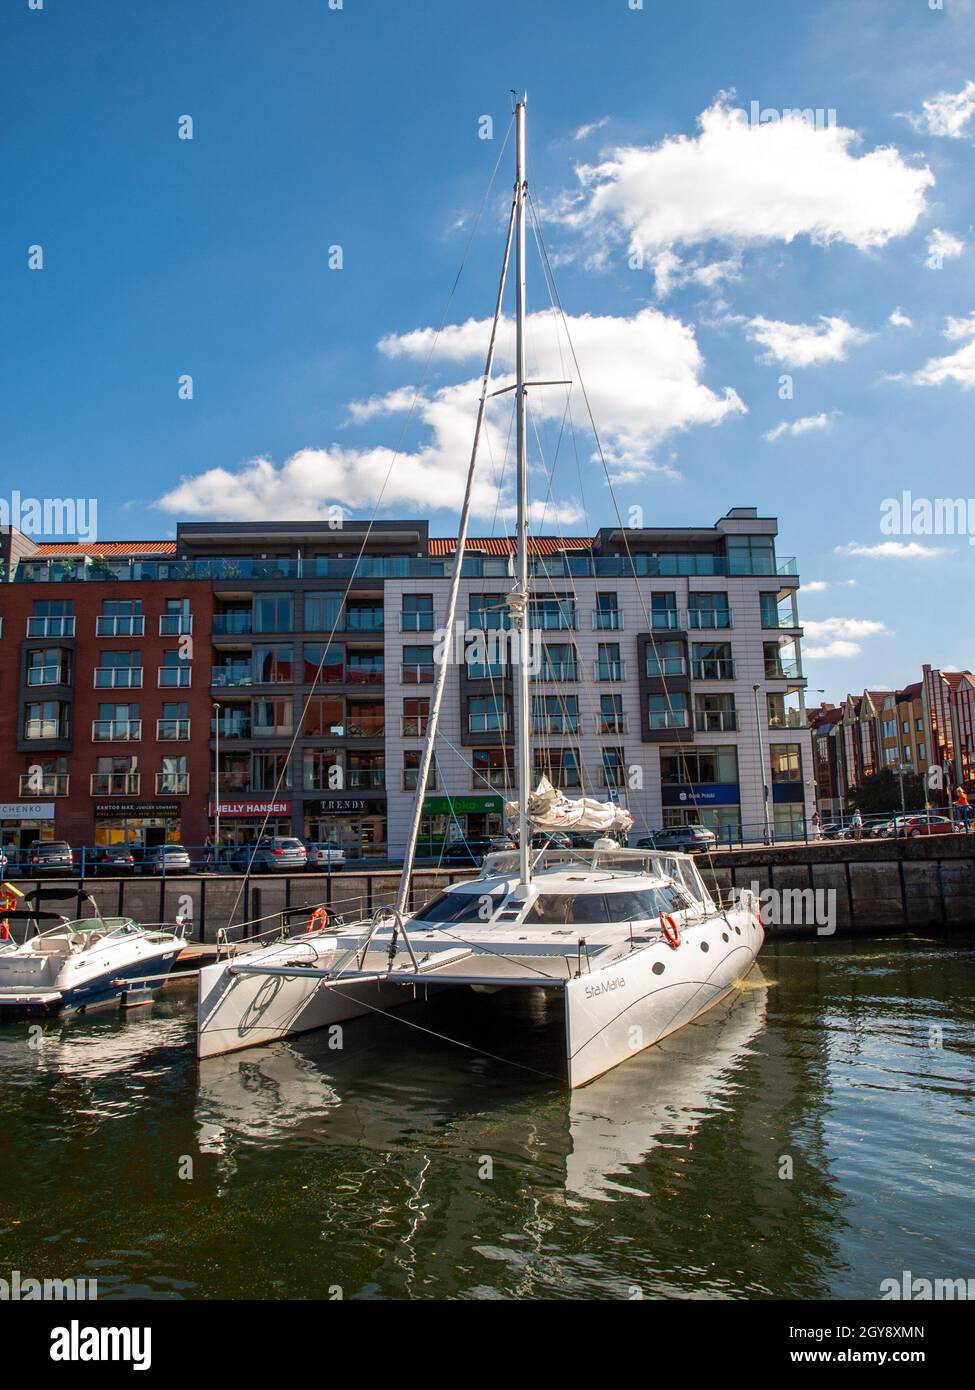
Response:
[2,0,974,705]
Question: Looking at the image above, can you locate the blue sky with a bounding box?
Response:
[2,0,974,704]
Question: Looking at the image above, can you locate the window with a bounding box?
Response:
[901,720,909,736]
[918,742,926,761]
[661,746,739,784]
[593,593,621,629]
[253,645,294,683]
[158,702,190,740]
[304,592,343,632]
[601,747,625,787]
[598,693,626,734]
[692,642,734,680]
[648,692,688,729]
[303,643,344,682]
[529,597,575,630]
[92,755,139,795]
[346,751,385,788]
[303,749,340,791]
[19,757,68,797]
[540,643,577,681]
[469,694,506,734]
[346,651,384,685]
[93,702,140,740]
[94,650,143,687]
[97,599,144,636]
[347,699,384,737]
[532,694,579,735]
[251,698,293,736]
[726,534,775,575]
[402,697,430,737]
[646,639,685,677]
[25,701,70,740]
[159,649,191,687]
[254,593,294,633]
[472,747,513,789]
[402,645,435,683]
[403,751,437,792]
[764,640,798,679]
[651,593,678,629]
[26,647,71,686]
[468,593,510,630]
[28,600,75,638]
[760,591,796,629]
[770,743,802,782]
[252,750,292,791]
[157,756,189,794]
[533,747,581,788]
[401,594,434,631]
[688,592,731,629]
[695,693,737,732]
[304,696,345,736]
[882,719,897,738]
[596,643,624,680]
[160,598,192,635]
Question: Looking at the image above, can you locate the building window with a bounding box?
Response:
[726,534,775,575]
[529,596,575,630]
[346,651,384,685]
[157,756,189,794]
[540,643,578,681]
[661,746,739,784]
[472,747,513,790]
[533,747,581,788]
[254,593,294,633]
[593,594,621,629]
[402,698,430,737]
[692,642,734,680]
[469,694,507,734]
[688,593,731,629]
[770,743,802,782]
[158,702,190,740]
[303,749,340,791]
[19,757,69,797]
[601,747,625,788]
[598,693,626,735]
[26,647,71,686]
[303,696,344,736]
[401,594,434,631]
[303,643,344,682]
[347,700,384,737]
[596,643,624,681]
[160,598,192,635]
[403,751,437,792]
[159,649,192,687]
[695,693,737,732]
[24,701,70,740]
[27,600,75,638]
[251,698,293,736]
[94,651,143,688]
[304,592,343,632]
[646,639,686,677]
[468,593,511,631]
[93,702,141,741]
[252,750,292,791]
[91,756,139,795]
[96,599,144,636]
[402,645,435,683]
[648,692,689,730]
[532,694,579,735]
[346,751,385,789]
[253,645,294,684]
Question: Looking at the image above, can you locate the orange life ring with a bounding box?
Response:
[307,907,330,933]
[660,913,681,949]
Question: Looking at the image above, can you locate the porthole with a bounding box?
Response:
[652,961,665,975]
[734,925,741,935]
[700,941,710,953]
[721,932,729,942]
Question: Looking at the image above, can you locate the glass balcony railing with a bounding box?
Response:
[592,610,622,629]
[768,710,806,730]
[474,769,513,790]
[691,659,736,680]
[158,666,192,688]
[345,769,386,788]
[156,774,189,794]
[346,666,384,685]
[160,614,193,635]
[469,715,508,734]
[27,665,71,686]
[596,716,628,735]
[687,609,733,629]
[532,718,580,735]
[212,667,253,687]
[400,612,436,631]
[595,661,626,681]
[538,664,578,682]
[94,668,143,688]
[648,712,690,730]
[90,773,140,795]
[401,665,435,684]
[694,710,738,732]
[765,661,801,679]
[26,616,76,636]
[467,609,511,630]
[19,773,69,796]
[96,615,145,636]
[646,660,687,678]
[157,718,191,740]
[92,719,142,741]
[529,610,576,630]
[213,613,253,635]
[402,771,437,792]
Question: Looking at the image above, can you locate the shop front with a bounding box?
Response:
[302,796,387,859]
[772,782,806,838]
[0,801,56,856]
[661,784,741,840]
[419,794,506,853]
[208,799,293,848]
[94,801,184,848]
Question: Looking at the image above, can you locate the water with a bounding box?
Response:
[1,935,973,1300]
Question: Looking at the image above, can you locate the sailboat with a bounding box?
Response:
[196,97,764,1086]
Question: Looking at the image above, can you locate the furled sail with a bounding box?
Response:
[505,777,634,835]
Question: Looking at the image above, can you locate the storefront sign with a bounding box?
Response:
[422,795,504,815]
[305,798,376,815]
[662,784,739,807]
[208,800,291,817]
[772,783,804,804]
[94,801,182,817]
[0,802,55,820]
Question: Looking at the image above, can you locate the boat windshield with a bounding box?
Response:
[413,890,506,925]
[523,886,691,926]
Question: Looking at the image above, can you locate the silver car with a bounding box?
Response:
[142,843,192,875]
[304,841,346,872]
[247,837,308,872]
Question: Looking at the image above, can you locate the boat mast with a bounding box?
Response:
[514,95,532,887]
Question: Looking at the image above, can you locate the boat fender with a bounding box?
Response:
[660,913,681,949]
[308,907,330,933]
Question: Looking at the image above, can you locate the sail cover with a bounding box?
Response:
[505,777,634,835]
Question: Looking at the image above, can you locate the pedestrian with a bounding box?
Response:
[952,787,971,832]
[851,808,863,840]
[810,811,822,842]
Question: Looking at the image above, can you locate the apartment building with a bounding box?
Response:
[0,507,813,856]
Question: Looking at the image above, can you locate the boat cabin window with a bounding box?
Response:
[414,890,506,925]
[523,886,691,926]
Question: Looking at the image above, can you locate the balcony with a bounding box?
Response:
[648,713,690,731]
[687,608,733,630]
[646,660,687,678]
[473,769,513,790]
[691,659,736,680]
[469,714,508,734]
[94,667,143,688]
[592,610,623,630]
[155,773,189,795]
[18,773,69,796]
[346,666,385,686]
[96,615,145,637]
[467,609,511,630]
[695,710,738,732]
[346,719,385,738]
[27,616,76,637]
[765,661,801,680]
[650,611,680,630]
[538,663,578,682]
[27,665,71,686]
[594,661,626,681]
[596,716,628,735]
[160,614,193,636]
[157,717,191,740]
[213,613,253,635]
[400,612,436,632]
[158,666,192,688]
[529,610,576,631]
[90,773,141,795]
[92,719,142,741]
[212,667,253,688]
[768,710,806,730]
[532,718,580,736]
[213,719,251,739]
[345,769,386,789]
[24,720,68,740]
[401,664,435,685]
[344,610,384,633]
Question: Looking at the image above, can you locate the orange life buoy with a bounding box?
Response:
[307,907,330,933]
[660,913,681,949]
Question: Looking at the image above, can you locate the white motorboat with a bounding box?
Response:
[0,887,186,1020]
[196,95,764,1083]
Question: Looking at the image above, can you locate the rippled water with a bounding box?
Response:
[1,935,973,1300]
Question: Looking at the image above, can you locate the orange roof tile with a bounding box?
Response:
[30,541,177,556]
[427,536,593,556]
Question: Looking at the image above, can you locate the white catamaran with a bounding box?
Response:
[196,97,764,1085]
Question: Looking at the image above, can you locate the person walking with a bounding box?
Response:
[851,808,863,840]
[952,787,971,832]
[810,810,822,841]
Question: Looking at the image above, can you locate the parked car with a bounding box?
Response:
[304,841,346,872]
[442,837,516,866]
[86,846,136,876]
[530,831,573,850]
[634,826,717,853]
[237,837,308,872]
[137,844,193,875]
[896,814,957,838]
[24,841,74,876]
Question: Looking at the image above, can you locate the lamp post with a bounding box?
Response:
[753,683,771,843]
[213,701,221,862]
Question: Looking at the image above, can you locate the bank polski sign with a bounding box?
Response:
[0,803,55,820]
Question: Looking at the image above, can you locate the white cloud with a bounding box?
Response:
[906,310,975,389]
[574,116,609,142]
[889,308,912,327]
[156,306,744,519]
[764,412,833,443]
[562,96,933,268]
[837,541,942,558]
[804,616,888,659]
[745,314,871,367]
[804,580,828,592]
[905,80,975,139]
[927,227,965,264]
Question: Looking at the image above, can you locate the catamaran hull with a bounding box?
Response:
[564,908,763,1087]
[197,952,410,1060]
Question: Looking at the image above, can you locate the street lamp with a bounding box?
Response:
[753,683,771,843]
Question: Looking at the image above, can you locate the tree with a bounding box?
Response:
[851,768,926,815]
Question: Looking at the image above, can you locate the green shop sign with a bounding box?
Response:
[422,795,503,815]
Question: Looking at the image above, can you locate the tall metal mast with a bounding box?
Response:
[514,95,532,887]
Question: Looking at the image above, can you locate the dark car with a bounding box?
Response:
[23,841,75,876]
[530,831,573,850]
[86,846,136,877]
[442,837,516,866]
[635,825,717,853]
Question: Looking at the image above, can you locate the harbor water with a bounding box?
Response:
[1,934,973,1301]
